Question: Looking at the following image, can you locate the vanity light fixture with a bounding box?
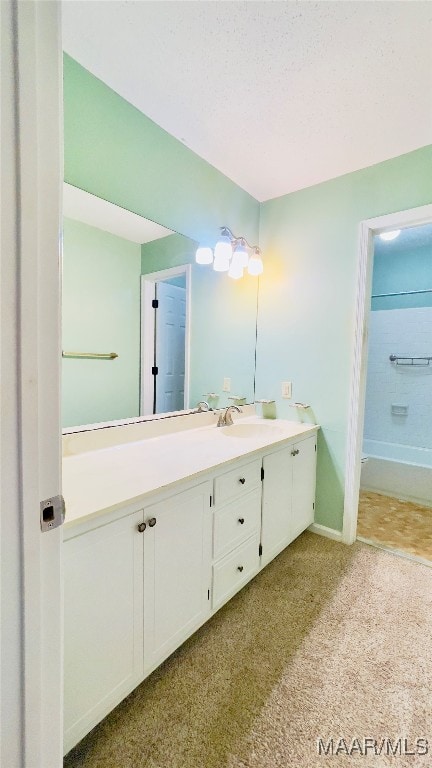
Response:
[196,227,263,278]
[379,230,401,241]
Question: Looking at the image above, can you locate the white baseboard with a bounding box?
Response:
[308,523,343,542]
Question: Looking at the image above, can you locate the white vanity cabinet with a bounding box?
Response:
[143,481,213,675]
[261,434,317,567]
[64,510,144,753]
[63,420,319,753]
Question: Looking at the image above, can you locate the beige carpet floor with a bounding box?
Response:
[64,532,432,768]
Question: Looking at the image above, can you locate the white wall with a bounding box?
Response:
[363,307,432,450]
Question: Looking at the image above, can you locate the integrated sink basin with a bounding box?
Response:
[219,423,279,439]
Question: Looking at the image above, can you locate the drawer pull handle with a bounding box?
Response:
[137,522,146,533]
[238,518,245,525]
[239,477,246,485]
[148,517,157,527]
[237,565,244,573]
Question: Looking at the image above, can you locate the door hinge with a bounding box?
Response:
[152,366,159,376]
[152,298,159,309]
[40,494,65,532]
[259,543,263,557]
[261,466,264,481]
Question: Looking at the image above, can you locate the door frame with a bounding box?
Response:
[342,203,432,545]
[1,1,63,766]
[140,264,191,415]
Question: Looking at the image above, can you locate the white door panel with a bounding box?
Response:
[1,2,62,765]
[261,447,293,566]
[143,482,212,674]
[156,281,186,412]
[292,437,317,539]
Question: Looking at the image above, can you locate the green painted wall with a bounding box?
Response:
[62,218,141,427]
[372,242,432,310]
[141,234,258,408]
[63,54,432,533]
[64,54,260,246]
[257,146,432,531]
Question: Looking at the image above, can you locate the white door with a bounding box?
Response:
[155,281,186,413]
[143,482,212,675]
[1,2,62,766]
[64,512,144,754]
[261,447,293,566]
[292,436,317,540]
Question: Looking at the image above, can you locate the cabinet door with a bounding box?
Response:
[261,446,293,567]
[143,481,212,675]
[64,511,144,754]
[292,435,317,540]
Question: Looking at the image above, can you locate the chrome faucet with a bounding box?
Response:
[196,400,211,413]
[217,404,242,427]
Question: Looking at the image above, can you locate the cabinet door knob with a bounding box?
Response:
[239,477,246,485]
[137,522,146,533]
[148,517,157,527]
[237,565,244,572]
[295,449,300,455]
[238,518,245,525]
[291,450,296,456]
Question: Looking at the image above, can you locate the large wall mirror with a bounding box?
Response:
[62,183,259,429]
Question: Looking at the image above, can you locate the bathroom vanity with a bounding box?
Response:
[62,413,318,753]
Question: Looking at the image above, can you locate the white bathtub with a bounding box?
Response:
[361,438,432,507]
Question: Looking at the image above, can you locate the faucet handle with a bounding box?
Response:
[196,400,211,412]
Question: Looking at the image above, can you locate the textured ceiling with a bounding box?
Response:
[374,222,432,255]
[62,1,432,202]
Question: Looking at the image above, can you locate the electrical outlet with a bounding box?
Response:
[223,377,231,392]
[281,381,292,399]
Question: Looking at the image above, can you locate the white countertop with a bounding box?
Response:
[63,416,318,528]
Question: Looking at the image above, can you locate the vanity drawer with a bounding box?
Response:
[212,534,260,610]
[213,459,261,506]
[213,488,261,560]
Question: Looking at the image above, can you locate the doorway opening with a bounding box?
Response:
[140,265,191,416]
[357,223,432,563]
[343,204,432,563]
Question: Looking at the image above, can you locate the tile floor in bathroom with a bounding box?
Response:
[357,490,432,562]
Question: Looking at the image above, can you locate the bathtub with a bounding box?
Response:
[361,438,432,507]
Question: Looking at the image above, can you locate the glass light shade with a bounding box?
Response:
[195,246,213,265]
[228,260,244,279]
[214,235,232,262]
[247,254,264,276]
[213,252,230,272]
[232,242,248,267]
[379,230,401,241]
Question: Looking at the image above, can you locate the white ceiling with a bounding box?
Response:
[62,1,432,202]
[63,184,174,243]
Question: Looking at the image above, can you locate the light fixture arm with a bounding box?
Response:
[219,227,262,254]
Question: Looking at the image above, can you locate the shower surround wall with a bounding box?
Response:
[363,307,432,451]
[361,306,432,505]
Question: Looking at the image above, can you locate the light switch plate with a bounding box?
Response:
[281,381,292,399]
[223,377,231,392]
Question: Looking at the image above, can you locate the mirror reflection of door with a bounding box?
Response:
[141,265,190,417]
[154,277,186,414]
